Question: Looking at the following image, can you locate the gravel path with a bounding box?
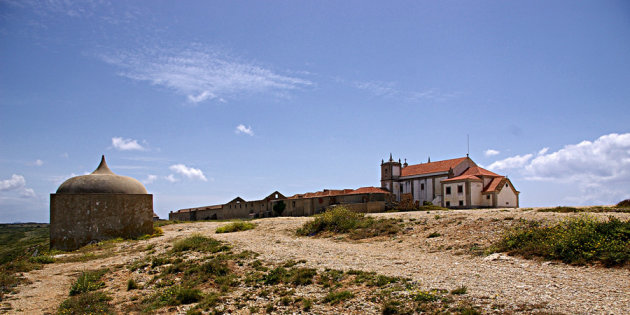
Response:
[5,208,629,314]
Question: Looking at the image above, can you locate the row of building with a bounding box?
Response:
[169,187,389,221]
[169,155,519,221]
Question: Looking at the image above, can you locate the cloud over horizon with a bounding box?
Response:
[487,133,630,204]
[0,174,36,199]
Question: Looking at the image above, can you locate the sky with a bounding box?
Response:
[1,1,629,223]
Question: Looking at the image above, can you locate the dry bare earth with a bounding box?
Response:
[4,208,630,314]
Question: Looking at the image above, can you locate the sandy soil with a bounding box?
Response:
[4,208,629,314]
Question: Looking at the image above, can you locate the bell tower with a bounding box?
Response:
[380,153,401,192]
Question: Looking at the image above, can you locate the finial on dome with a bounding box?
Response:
[389,153,393,162]
[92,155,114,175]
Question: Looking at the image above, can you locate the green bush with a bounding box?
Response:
[296,206,401,239]
[450,285,467,295]
[323,290,354,304]
[29,255,55,264]
[69,269,108,295]
[171,234,230,253]
[216,221,256,233]
[127,279,139,291]
[288,268,317,285]
[57,291,113,314]
[493,216,630,266]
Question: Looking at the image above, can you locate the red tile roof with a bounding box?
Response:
[462,166,501,177]
[348,186,390,195]
[401,157,468,177]
[483,177,506,193]
[442,174,483,182]
[288,187,389,199]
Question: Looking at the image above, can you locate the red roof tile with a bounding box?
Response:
[483,177,505,193]
[348,187,390,195]
[401,157,468,177]
[442,174,483,182]
[461,166,501,177]
[288,187,389,199]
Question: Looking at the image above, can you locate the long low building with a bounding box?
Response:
[169,187,390,221]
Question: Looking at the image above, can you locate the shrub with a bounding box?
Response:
[323,290,354,304]
[69,269,108,295]
[127,279,139,291]
[29,255,55,264]
[427,232,441,238]
[413,290,439,302]
[296,206,401,239]
[288,268,317,285]
[216,221,256,233]
[493,216,630,266]
[175,287,203,304]
[171,234,229,253]
[382,300,403,315]
[450,285,467,295]
[196,292,221,310]
[57,291,113,314]
[301,298,313,311]
[617,199,630,208]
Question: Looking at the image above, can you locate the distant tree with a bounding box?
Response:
[273,201,286,216]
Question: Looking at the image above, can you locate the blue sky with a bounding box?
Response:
[1,1,629,223]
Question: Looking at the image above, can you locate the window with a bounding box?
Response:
[505,184,509,188]
[486,195,490,200]
[457,185,463,193]
[446,187,451,195]
[446,201,450,207]
[459,200,464,206]
[292,201,296,207]
[421,183,424,190]
[275,193,279,198]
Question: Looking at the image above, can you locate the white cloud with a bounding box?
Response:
[164,174,178,183]
[0,174,26,191]
[99,46,312,104]
[488,133,630,205]
[0,174,37,199]
[524,133,630,182]
[169,164,207,181]
[484,149,500,157]
[486,154,533,171]
[111,137,146,151]
[235,124,254,136]
[20,188,37,198]
[142,174,158,184]
[34,159,44,166]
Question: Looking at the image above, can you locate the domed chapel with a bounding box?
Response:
[50,156,153,250]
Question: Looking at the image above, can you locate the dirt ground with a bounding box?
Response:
[4,208,629,314]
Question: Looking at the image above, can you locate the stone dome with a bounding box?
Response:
[56,156,148,194]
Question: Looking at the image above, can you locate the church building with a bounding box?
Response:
[381,154,519,208]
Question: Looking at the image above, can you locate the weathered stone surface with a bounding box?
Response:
[50,156,153,251]
[50,194,153,250]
